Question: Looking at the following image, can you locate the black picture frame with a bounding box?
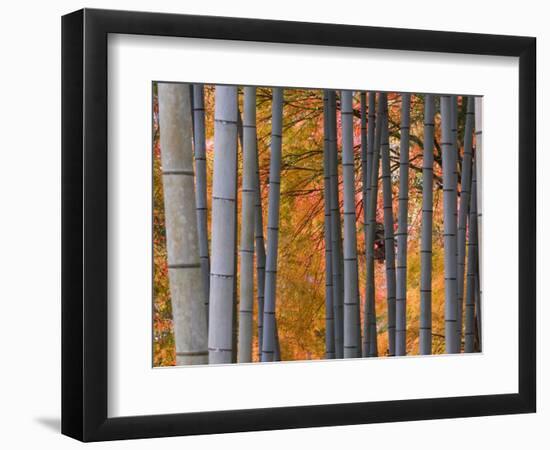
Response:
[62,8,536,442]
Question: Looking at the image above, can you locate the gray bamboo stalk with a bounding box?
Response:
[456,96,475,346]
[474,97,483,349]
[232,117,241,364]
[341,91,361,358]
[261,88,284,362]
[192,84,210,323]
[327,90,344,358]
[441,95,459,354]
[323,92,336,359]
[465,159,478,353]
[361,92,368,247]
[158,83,208,365]
[360,93,368,356]
[254,140,266,360]
[365,92,384,357]
[208,85,238,364]
[237,87,257,363]
[360,92,374,357]
[367,92,378,357]
[451,95,460,351]
[420,94,435,355]
[395,93,410,356]
[380,97,396,356]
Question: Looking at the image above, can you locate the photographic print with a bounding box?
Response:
[152,84,483,367]
[61,10,535,440]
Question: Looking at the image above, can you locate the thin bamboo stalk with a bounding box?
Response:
[380,96,396,356]
[237,87,256,363]
[465,158,478,353]
[261,88,284,362]
[456,96,475,346]
[474,97,483,350]
[192,84,210,324]
[395,93,410,356]
[441,95,459,354]
[327,90,344,358]
[341,90,361,358]
[323,92,336,359]
[420,94,435,355]
[365,92,384,358]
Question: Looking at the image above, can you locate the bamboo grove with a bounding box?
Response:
[153,84,483,366]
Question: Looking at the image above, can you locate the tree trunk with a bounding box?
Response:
[420,94,435,355]
[465,158,478,353]
[341,90,361,358]
[441,95,459,354]
[395,93,410,356]
[474,97,483,350]
[327,90,344,358]
[323,92,336,359]
[365,92,384,357]
[261,88,284,362]
[158,83,208,365]
[208,85,238,364]
[456,96,475,347]
[192,84,210,325]
[380,96,396,357]
[237,87,256,363]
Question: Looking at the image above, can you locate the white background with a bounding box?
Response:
[108,35,518,417]
[0,0,547,448]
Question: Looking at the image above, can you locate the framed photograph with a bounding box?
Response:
[61,8,536,442]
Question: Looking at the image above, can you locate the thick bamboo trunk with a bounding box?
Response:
[465,160,478,353]
[208,86,239,364]
[192,84,210,323]
[365,92,384,357]
[441,95,459,354]
[395,93,410,356]
[261,88,284,362]
[474,97,483,350]
[237,87,256,363]
[420,94,435,355]
[323,92,336,359]
[327,90,344,358]
[456,96,475,346]
[158,83,208,365]
[380,96,396,356]
[341,91,361,358]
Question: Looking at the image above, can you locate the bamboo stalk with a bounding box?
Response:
[365,92,384,357]
[158,83,208,365]
[441,95,459,354]
[192,84,210,324]
[261,88,284,362]
[341,90,361,358]
[380,96,396,356]
[420,94,435,355]
[465,158,478,353]
[474,97,483,350]
[237,87,257,363]
[208,85,239,364]
[456,96,475,347]
[395,93,410,356]
[327,90,344,358]
[323,92,336,359]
